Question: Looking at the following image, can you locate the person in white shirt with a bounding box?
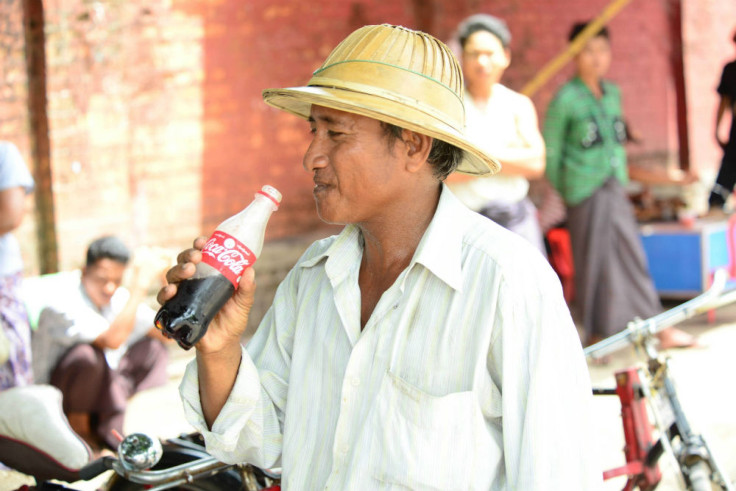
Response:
[446,14,548,254]
[160,24,602,489]
[32,236,170,453]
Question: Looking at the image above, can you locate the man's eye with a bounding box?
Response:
[328,130,343,138]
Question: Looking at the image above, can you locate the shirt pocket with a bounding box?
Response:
[574,116,603,149]
[365,371,501,490]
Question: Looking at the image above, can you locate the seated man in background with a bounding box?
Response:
[31,236,170,452]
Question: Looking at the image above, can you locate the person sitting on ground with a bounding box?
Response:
[31,236,171,453]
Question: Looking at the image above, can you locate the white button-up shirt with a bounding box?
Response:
[180,185,602,490]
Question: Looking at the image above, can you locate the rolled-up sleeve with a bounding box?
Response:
[179,345,280,466]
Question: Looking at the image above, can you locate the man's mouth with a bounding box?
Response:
[313,180,331,194]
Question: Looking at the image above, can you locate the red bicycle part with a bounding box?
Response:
[602,367,662,491]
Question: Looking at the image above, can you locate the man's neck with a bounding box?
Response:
[81,286,107,313]
[356,182,441,327]
[359,190,438,267]
[467,81,499,107]
[578,74,603,98]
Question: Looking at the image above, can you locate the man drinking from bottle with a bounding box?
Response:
[160,24,602,489]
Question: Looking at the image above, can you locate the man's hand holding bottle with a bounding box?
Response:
[156,236,257,354]
[154,185,281,351]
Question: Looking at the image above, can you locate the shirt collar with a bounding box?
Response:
[299,224,362,287]
[299,184,465,292]
[572,76,607,96]
[409,183,464,291]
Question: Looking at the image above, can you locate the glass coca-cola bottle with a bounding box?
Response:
[155,185,281,349]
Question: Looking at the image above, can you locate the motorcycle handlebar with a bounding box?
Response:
[77,456,115,481]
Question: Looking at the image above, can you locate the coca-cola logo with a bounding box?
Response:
[201,232,255,287]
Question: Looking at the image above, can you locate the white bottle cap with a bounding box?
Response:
[258,185,282,207]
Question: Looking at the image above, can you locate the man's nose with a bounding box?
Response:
[103,281,117,296]
[303,136,328,172]
[477,53,492,66]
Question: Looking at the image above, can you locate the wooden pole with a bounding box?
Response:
[521,0,634,98]
[22,0,58,274]
[667,0,690,171]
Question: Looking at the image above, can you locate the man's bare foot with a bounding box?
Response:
[588,354,611,366]
[658,327,698,349]
[65,411,110,459]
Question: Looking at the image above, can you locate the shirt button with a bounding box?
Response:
[351,377,360,387]
[341,444,349,454]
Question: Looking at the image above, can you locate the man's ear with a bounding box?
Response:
[503,48,512,69]
[401,129,432,173]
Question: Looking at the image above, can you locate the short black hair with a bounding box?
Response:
[380,122,463,181]
[568,21,610,43]
[86,236,131,267]
[457,14,512,49]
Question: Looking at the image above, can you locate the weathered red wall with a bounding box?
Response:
[682,1,736,182]
[186,0,690,243]
[39,1,206,270]
[0,1,36,272]
[1,0,733,273]
[175,0,420,239]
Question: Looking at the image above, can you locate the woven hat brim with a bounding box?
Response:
[262,86,500,176]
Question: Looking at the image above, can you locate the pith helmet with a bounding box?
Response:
[262,24,500,176]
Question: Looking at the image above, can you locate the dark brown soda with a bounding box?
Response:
[154,275,234,350]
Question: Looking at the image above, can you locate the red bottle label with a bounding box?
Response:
[201,230,256,288]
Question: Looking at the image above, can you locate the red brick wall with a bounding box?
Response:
[2,0,733,274]
[175,0,419,239]
[0,3,30,154]
[433,0,681,166]
[0,1,37,274]
[187,0,688,242]
[682,0,736,181]
[41,0,205,270]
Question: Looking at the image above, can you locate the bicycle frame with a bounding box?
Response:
[596,367,662,491]
[586,269,736,491]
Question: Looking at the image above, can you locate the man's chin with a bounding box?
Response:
[96,297,113,309]
[316,207,347,226]
[317,213,347,226]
